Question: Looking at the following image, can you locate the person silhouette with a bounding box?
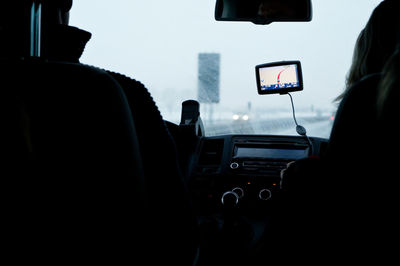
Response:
[278,0,400,264]
[0,1,198,264]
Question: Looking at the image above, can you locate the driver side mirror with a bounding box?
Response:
[215,0,312,25]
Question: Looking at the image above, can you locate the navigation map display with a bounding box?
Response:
[256,61,303,95]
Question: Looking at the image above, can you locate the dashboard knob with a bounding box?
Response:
[221,191,239,207]
[230,162,240,169]
[259,189,272,201]
[232,187,244,198]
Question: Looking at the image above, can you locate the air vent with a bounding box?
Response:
[198,139,224,165]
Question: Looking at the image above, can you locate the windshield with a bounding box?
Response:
[70,0,383,138]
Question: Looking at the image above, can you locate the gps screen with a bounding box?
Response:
[256,61,303,95]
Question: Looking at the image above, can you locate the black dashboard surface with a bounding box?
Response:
[186,134,328,265]
[188,134,328,214]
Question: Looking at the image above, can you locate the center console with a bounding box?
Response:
[187,134,327,264]
[189,135,323,214]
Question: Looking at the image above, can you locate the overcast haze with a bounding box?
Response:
[69,0,383,122]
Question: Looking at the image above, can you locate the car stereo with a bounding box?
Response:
[234,146,309,160]
[230,143,309,180]
[256,61,303,95]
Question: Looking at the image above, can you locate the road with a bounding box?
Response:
[271,120,332,139]
[204,117,332,139]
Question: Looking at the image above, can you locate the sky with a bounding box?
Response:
[69,0,383,121]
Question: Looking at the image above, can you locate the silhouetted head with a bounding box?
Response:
[0,0,73,57]
[336,0,400,101]
[0,0,72,28]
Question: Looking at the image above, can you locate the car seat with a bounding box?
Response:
[0,1,193,264]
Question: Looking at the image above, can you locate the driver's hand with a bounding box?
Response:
[280,157,322,192]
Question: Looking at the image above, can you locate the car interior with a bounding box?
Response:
[2,0,397,265]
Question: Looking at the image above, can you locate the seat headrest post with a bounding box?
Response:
[30,2,42,57]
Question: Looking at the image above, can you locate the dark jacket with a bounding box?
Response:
[66,25,197,264]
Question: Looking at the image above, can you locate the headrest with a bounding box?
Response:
[1,0,72,12]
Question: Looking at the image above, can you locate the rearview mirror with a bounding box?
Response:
[215,0,312,25]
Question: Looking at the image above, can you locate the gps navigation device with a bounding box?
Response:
[256,61,303,95]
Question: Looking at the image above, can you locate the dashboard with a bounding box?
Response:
[188,134,328,214]
[181,133,329,264]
